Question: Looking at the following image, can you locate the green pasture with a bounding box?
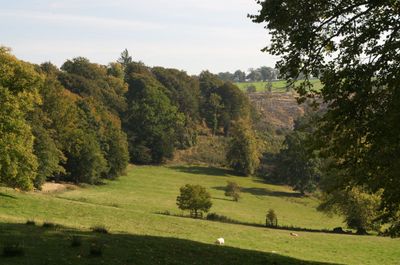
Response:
[0,165,399,264]
[236,79,323,92]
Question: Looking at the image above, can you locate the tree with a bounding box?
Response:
[252,0,400,232]
[266,209,278,227]
[124,72,183,164]
[176,184,212,218]
[227,119,261,176]
[224,181,241,201]
[117,49,133,69]
[0,48,41,190]
[259,66,275,82]
[272,112,322,194]
[246,68,262,82]
[318,187,382,235]
[233,70,246,82]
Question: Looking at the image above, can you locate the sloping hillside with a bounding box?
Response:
[248,92,306,130]
[1,165,399,265]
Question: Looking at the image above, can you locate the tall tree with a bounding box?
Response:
[0,48,41,190]
[227,119,261,176]
[124,71,183,164]
[118,49,133,69]
[252,0,400,231]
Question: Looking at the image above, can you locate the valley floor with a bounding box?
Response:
[0,165,399,264]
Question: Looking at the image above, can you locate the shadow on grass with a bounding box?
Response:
[0,193,17,199]
[0,222,341,265]
[211,196,233,202]
[213,186,304,198]
[169,166,241,177]
[156,212,350,235]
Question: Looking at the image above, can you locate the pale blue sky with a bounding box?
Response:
[0,0,276,74]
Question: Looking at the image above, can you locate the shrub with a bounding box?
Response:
[176,184,212,218]
[266,209,278,227]
[26,220,35,226]
[42,222,57,229]
[224,181,241,201]
[246,85,257,93]
[206,213,233,223]
[91,225,108,234]
[3,243,24,257]
[70,236,82,247]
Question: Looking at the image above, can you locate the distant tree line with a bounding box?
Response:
[0,48,260,190]
[217,67,279,83]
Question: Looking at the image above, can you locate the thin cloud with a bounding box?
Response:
[0,10,166,30]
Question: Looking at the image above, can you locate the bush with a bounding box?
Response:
[266,209,278,227]
[206,213,233,223]
[246,85,257,93]
[42,222,57,229]
[224,181,241,201]
[91,225,108,234]
[70,236,82,247]
[3,243,24,257]
[26,220,35,226]
[176,184,212,218]
[332,227,345,234]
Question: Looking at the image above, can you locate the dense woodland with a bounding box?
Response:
[0,47,258,190]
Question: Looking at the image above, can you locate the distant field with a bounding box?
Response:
[0,165,399,265]
[236,79,323,92]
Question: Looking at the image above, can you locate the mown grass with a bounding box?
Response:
[0,165,399,265]
[236,79,323,92]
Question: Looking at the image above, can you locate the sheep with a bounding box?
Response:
[215,238,225,245]
[290,232,299,237]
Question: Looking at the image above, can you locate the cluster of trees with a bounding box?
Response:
[253,0,400,236]
[0,48,130,189]
[0,48,260,190]
[217,66,279,83]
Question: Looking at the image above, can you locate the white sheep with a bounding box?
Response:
[215,238,225,245]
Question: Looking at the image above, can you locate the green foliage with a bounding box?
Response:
[266,209,278,227]
[318,187,382,234]
[60,57,128,114]
[199,72,251,135]
[252,0,400,227]
[176,184,212,218]
[227,119,261,176]
[224,181,241,201]
[64,128,107,184]
[0,49,41,190]
[117,48,133,69]
[28,107,65,188]
[152,67,200,148]
[37,62,128,184]
[124,72,183,164]
[272,112,322,194]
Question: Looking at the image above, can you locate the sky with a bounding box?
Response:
[0,0,277,75]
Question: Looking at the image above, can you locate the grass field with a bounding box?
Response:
[0,165,399,264]
[236,79,323,92]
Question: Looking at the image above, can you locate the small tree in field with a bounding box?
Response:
[176,184,212,218]
[266,209,278,227]
[225,181,241,202]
